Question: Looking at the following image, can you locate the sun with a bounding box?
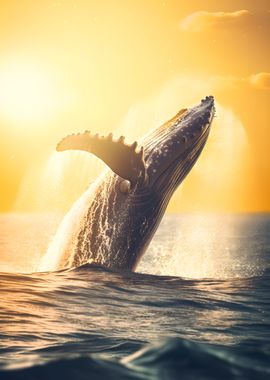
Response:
[0,61,59,125]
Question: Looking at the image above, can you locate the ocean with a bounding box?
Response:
[0,213,269,379]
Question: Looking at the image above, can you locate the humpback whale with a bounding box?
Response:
[41,96,215,272]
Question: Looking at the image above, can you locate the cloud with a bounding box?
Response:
[248,72,270,89]
[180,10,252,32]
[198,73,270,91]
[217,73,270,90]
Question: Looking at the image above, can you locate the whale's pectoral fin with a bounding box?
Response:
[56,131,147,184]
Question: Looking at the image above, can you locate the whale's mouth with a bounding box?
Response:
[143,96,215,190]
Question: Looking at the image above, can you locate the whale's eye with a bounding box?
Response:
[120,180,131,194]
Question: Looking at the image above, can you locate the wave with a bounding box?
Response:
[1,337,269,380]
[0,263,269,380]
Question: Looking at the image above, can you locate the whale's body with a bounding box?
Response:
[40,96,215,272]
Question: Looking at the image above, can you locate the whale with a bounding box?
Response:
[40,96,215,272]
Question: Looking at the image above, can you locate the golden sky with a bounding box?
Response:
[0,0,269,212]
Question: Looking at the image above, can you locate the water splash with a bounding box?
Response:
[138,214,263,279]
[38,172,108,272]
[14,151,105,212]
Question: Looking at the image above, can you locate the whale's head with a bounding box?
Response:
[139,96,215,198]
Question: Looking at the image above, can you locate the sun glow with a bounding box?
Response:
[0,62,59,125]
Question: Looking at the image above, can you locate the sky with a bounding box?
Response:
[0,0,269,212]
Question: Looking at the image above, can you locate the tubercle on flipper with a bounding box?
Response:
[57,130,145,157]
[56,131,147,185]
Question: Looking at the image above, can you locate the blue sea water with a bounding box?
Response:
[0,213,269,379]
